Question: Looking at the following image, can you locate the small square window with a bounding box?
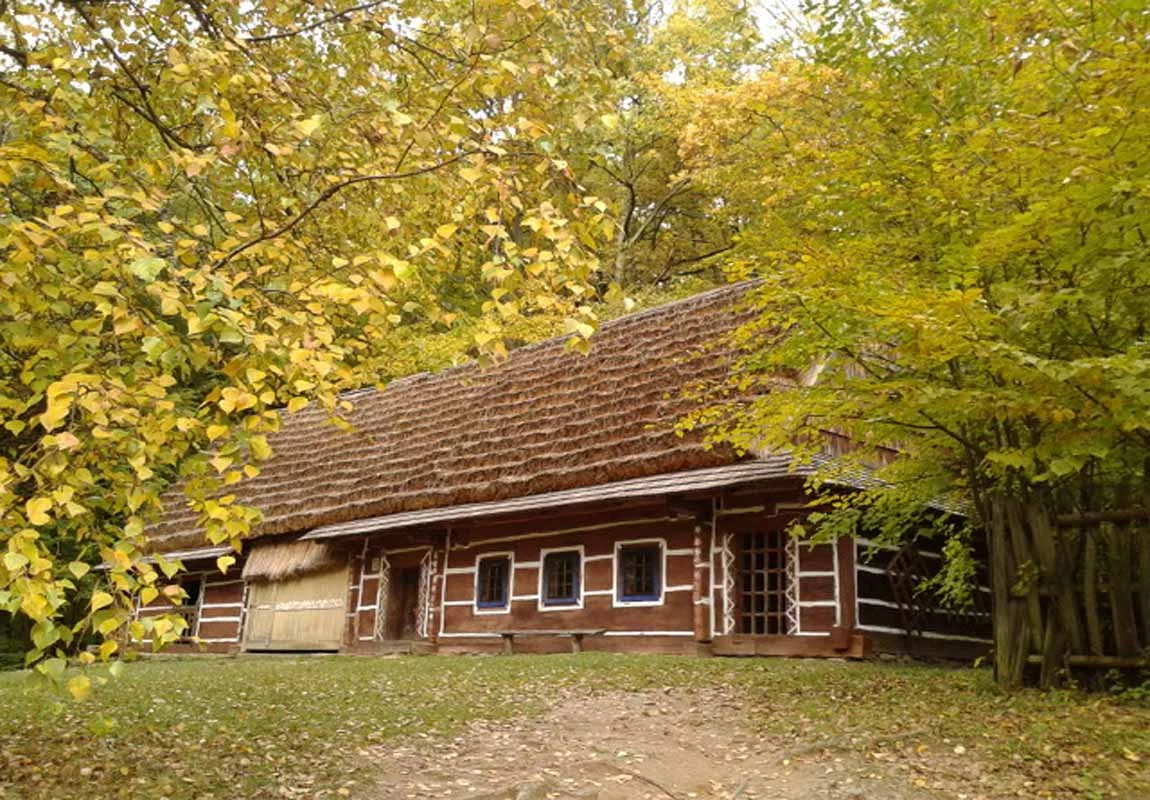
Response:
[542,550,581,606]
[476,556,510,608]
[617,543,662,602]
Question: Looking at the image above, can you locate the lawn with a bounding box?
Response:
[1,654,1148,799]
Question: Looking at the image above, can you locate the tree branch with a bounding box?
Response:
[209,152,476,270]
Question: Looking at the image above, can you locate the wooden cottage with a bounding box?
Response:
[144,283,992,659]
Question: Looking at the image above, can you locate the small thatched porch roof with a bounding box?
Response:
[241,540,342,583]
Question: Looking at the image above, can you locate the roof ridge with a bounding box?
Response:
[366,280,758,397]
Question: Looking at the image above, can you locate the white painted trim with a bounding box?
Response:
[197,616,242,623]
[602,630,694,637]
[199,602,243,610]
[583,589,613,596]
[435,630,696,639]
[358,636,375,641]
[382,545,433,556]
[857,564,889,576]
[584,553,613,562]
[357,604,378,612]
[664,584,694,593]
[474,551,514,615]
[797,570,836,578]
[794,631,832,637]
[857,624,992,644]
[512,594,539,602]
[359,572,380,580]
[666,547,694,556]
[450,516,678,551]
[855,537,942,559]
[612,538,667,608]
[444,600,473,607]
[198,637,240,643]
[716,505,766,516]
[797,600,837,607]
[515,561,541,569]
[859,597,903,609]
[694,598,711,606]
[537,545,584,612]
[857,597,992,618]
[445,566,476,575]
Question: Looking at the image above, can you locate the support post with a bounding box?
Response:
[693,522,712,643]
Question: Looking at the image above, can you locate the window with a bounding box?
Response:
[541,549,581,607]
[617,543,662,603]
[476,555,511,609]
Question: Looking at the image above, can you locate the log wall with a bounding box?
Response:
[438,501,699,641]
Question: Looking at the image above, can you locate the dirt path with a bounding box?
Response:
[368,686,965,800]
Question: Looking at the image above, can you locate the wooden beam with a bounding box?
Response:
[1055,508,1150,527]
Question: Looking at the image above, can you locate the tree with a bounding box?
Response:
[0,0,615,689]
[682,0,1150,686]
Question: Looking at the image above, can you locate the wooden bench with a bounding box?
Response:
[498,629,607,654]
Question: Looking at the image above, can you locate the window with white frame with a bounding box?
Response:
[616,542,662,603]
[475,555,511,609]
[541,549,581,607]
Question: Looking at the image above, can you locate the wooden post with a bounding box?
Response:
[345,548,361,650]
[693,524,711,642]
[836,536,857,632]
[425,543,442,645]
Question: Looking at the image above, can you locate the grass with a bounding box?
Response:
[1,654,1148,799]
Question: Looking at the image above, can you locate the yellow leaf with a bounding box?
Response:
[26,497,52,525]
[385,216,401,231]
[294,114,323,137]
[66,675,92,701]
[436,223,458,240]
[287,397,309,413]
[206,424,229,441]
[217,555,236,574]
[91,592,113,611]
[68,561,90,579]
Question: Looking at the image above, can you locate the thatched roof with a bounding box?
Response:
[242,540,341,583]
[148,282,757,552]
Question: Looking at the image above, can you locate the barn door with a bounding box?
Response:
[736,530,790,634]
[243,567,348,651]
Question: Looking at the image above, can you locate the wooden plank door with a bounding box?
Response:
[243,567,348,650]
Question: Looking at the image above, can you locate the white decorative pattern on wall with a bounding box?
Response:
[785,536,800,635]
[415,548,434,639]
[721,532,736,635]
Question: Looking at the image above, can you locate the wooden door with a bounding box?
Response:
[736,530,790,634]
[243,567,348,650]
[386,567,421,640]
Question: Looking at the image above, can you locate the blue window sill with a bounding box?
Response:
[542,597,578,606]
[618,593,661,603]
[476,601,508,609]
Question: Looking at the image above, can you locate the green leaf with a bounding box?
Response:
[128,256,167,282]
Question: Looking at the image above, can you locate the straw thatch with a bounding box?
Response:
[148,282,758,552]
[241,540,342,583]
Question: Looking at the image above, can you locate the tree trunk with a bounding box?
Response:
[988,499,1030,689]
